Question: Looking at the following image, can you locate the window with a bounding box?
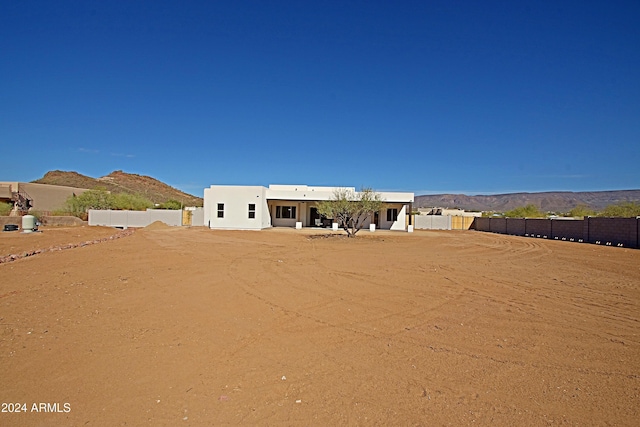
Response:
[217,203,224,218]
[275,205,296,219]
[387,208,398,222]
[248,203,256,219]
[282,206,295,219]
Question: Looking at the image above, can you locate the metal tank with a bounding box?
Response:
[21,214,36,233]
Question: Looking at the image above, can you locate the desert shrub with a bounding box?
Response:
[112,193,153,210]
[504,204,545,218]
[566,205,597,218]
[64,189,114,218]
[156,199,182,210]
[63,189,154,218]
[598,201,640,218]
[0,201,12,216]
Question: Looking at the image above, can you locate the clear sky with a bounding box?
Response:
[1,1,638,197]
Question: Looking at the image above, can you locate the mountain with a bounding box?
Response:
[415,190,640,213]
[33,170,203,207]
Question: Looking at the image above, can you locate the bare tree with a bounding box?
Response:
[316,188,384,237]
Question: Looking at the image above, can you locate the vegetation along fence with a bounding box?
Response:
[471,217,640,249]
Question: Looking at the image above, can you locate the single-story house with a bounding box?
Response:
[203,184,414,231]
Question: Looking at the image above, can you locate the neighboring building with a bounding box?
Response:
[203,184,414,231]
[0,182,89,214]
[418,207,482,217]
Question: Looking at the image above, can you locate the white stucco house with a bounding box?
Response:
[203,184,414,231]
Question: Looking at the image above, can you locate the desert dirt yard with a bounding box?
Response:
[1,225,638,426]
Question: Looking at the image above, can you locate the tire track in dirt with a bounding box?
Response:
[434,233,640,341]
[223,235,473,364]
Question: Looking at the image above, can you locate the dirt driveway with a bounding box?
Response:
[1,225,638,425]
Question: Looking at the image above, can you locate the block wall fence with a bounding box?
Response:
[471,217,640,249]
[413,215,476,230]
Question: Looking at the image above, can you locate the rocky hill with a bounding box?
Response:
[33,170,203,207]
[415,190,640,213]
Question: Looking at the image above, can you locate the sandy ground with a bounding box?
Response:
[0,225,638,426]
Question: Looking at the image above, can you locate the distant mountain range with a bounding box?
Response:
[33,170,203,207]
[415,190,640,213]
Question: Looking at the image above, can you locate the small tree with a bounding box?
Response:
[316,188,384,237]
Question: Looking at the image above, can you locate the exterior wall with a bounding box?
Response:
[88,209,182,227]
[1,215,86,228]
[490,218,507,234]
[190,207,205,226]
[471,217,491,231]
[551,219,584,241]
[415,215,474,230]
[41,216,87,226]
[450,215,476,230]
[0,182,20,202]
[0,217,22,228]
[414,215,451,230]
[472,217,640,249]
[19,183,90,212]
[266,185,413,205]
[379,204,408,230]
[0,184,13,200]
[205,186,269,230]
[524,219,552,237]
[0,182,90,212]
[147,210,182,226]
[585,217,639,247]
[267,185,343,202]
[505,218,526,235]
[203,188,213,228]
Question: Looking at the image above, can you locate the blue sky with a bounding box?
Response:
[1,1,638,197]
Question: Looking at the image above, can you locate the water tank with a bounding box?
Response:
[22,215,36,233]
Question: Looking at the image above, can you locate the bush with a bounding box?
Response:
[504,204,545,218]
[112,193,154,210]
[63,189,153,218]
[598,201,640,218]
[0,201,12,216]
[65,189,114,214]
[156,199,182,210]
[567,205,597,218]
